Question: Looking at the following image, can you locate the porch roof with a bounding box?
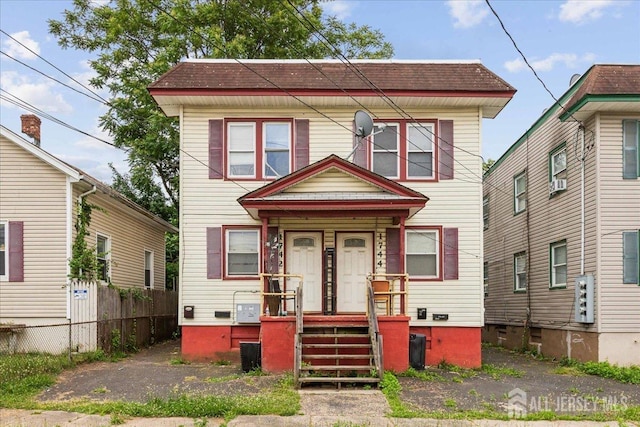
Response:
[238,155,429,220]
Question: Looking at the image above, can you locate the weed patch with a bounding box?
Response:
[560,358,640,384]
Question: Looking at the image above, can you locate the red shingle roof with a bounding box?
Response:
[149,60,515,94]
[565,64,640,109]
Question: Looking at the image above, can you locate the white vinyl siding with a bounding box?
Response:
[180,106,485,326]
[550,240,567,288]
[0,135,69,317]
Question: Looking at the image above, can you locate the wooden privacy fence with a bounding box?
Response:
[70,281,178,354]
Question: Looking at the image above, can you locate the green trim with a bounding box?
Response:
[559,94,640,121]
[484,70,592,179]
[549,239,567,289]
[513,171,526,215]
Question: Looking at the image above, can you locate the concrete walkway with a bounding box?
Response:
[1,388,635,427]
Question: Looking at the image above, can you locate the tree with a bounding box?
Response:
[49,0,393,287]
[483,158,496,174]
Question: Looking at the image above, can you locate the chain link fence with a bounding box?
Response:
[0,314,178,361]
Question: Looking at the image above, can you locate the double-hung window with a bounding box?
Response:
[0,222,7,280]
[226,229,260,276]
[370,120,437,180]
[549,143,567,195]
[483,195,489,230]
[623,120,639,179]
[227,120,291,179]
[483,261,489,297]
[514,172,527,214]
[407,123,435,178]
[406,229,439,278]
[372,124,399,178]
[514,251,527,292]
[550,240,567,288]
[97,234,110,282]
[623,231,639,285]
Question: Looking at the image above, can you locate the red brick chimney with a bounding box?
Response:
[21,114,41,147]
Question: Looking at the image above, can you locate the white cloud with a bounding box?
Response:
[447,0,489,29]
[558,0,614,24]
[504,52,597,73]
[74,119,114,151]
[3,30,40,60]
[0,71,73,114]
[322,1,353,20]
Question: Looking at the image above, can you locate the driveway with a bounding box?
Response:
[38,340,640,418]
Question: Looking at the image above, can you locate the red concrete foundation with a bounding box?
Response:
[181,325,259,362]
[379,315,410,372]
[259,315,296,372]
[411,326,481,368]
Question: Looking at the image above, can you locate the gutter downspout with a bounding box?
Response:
[580,126,585,276]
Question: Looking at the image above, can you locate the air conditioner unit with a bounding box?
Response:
[549,179,567,194]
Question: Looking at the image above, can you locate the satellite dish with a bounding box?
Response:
[569,73,581,86]
[354,110,374,138]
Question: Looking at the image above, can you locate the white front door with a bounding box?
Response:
[336,233,373,313]
[286,232,323,312]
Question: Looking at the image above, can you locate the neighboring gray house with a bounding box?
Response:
[483,64,640,365]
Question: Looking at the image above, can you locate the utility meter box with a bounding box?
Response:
[574,275,594,324]
[236,303,260,323]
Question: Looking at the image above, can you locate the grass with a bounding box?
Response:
[560,357,640,384]
[0,351,299,421]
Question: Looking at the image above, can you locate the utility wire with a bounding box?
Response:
[0,28,110,104]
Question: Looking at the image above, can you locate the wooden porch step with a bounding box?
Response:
[301,333,369,339]
[303,323,368,329]
[298,377,380,384]
[302,343,371,349]
[300,365,374,371]
[303,354,372,360]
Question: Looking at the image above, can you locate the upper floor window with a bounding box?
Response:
[483,195,489,230]
[514,251,527,292]
[623,120,639,179]
[483,261,489,297]
[549,144,567,195]
[370,120,436,180]
[97,234,111,282]
[226,228,260,277]
[0,222,7,280]
[550,240,567,288]
[227,120,291,179]
[514,172,527,214]
[406,229,439,278]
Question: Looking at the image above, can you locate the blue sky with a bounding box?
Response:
[1,0,639,183]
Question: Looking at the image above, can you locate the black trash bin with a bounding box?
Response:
[409,333,426,370]
[240,342,261,372]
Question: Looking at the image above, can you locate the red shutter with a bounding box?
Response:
[8,221,24,282]
[209,119,223,179]
[207,227,222,279]
[386,228,401,274]
[439,120,454,180]
[295,119,309,171]
[443,227,458,280]
[266,227,279,273]
[353,121,367,168]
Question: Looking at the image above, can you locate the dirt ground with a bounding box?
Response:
[38,340,640,416]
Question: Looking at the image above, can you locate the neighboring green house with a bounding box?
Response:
[483,64,640,365]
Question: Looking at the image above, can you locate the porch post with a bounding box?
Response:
[261,217,269,294]
[399,216,406,314]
